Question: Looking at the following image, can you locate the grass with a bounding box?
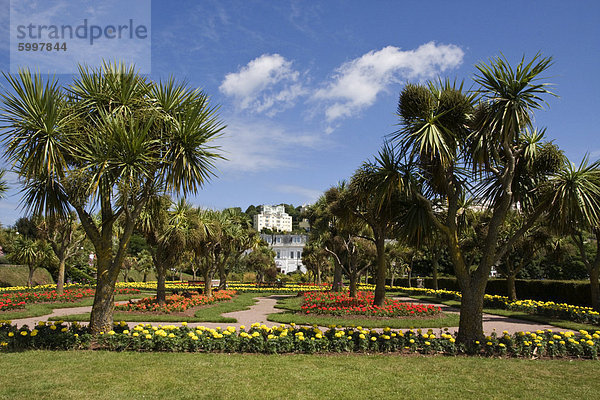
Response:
[406,294,600,332]
[50,292,275,323]
[267,295,461,329]
[0,265,53,287]
[0,351,598,399]
[0,293,150,320]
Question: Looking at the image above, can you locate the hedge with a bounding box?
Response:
[378,277,592,307]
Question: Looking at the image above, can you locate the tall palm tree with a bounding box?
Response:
[0,62,224,332]
[342,144,406,305]
[393,55,557,343]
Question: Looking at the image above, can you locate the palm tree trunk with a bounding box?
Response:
[333,261,343,292]
[27,266,35,288]
[156,265,167,305]
[456,277,487,345]
[506,272,517,301]
[349,272,358,298]
[431,250,440,291]
[204,268,212,297]
[56,257,67,295]
[316,265,321,285]
[373,233,387,306]
[89,251,119,334]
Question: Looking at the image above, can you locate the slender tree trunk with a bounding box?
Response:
[27,266,35,288]
[456,277,487,345]
[349,272,358,298]
[204,267,212,297]
[590,266,600,312]
[373,233,387,306]
[219,262,227,290]
[390,270,395,288]
[333,261,343,292]
[316,264,321,285]
[506,272,517,301]
[192,268,197,280]
[56,256,67,295]
[431,250,440,291]
[156,264,167,305]
[143,272,147,282]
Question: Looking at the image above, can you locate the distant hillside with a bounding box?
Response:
[0,265,55,287]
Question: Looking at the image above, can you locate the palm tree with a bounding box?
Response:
[393,55,557,343]
[342,144,406,305]
[11,237,55,287]
[139,197,193,305]
[0,62,225,332]
[541,157,600,310]
[0,170,8,199]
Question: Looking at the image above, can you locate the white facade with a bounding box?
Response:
[261,234,307,274]
[253,205,293,232]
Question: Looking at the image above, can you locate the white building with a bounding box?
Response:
[253,205,293,232]
[261,233,307,274]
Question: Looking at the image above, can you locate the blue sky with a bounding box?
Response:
[0,0,599,226]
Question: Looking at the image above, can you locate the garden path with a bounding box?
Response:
[8,294,565,334]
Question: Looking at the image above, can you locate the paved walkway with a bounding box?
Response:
[9,295,564,334]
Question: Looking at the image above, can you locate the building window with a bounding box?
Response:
[276,251,280,259]
[290,251,294,259]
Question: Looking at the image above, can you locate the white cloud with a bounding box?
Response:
[215,118,324,173]
[276,185,322,203]
[313,42,464,122]
[219,54,306,114]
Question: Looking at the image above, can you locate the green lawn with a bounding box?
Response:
[406,294,600,332]
[268,295,461,329]
[0,293,150,320]
[50,292,275,323]
[0,351,597,399]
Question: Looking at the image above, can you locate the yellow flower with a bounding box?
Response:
[449,338,455,343]
[20,331,27,336]
[425,341,431,346]
[123,330,129,334]
[409,339,415,344]
[133,332,139,337]
[168,333,175,338]
[371,337,377,342]
[50,325,57,331]
[145,334,152,339]
[181,322,188,326]
[31,330,38,336]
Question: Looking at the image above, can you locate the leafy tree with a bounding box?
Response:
[0,62,224,332]
[37,213,86,294]
[244,243,275,284]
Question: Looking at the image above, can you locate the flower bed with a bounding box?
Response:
[114,290,236,313]
[1,320,598,359]
[0,288,140,312]
[301,291,441,318]
[396,287,600,326]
